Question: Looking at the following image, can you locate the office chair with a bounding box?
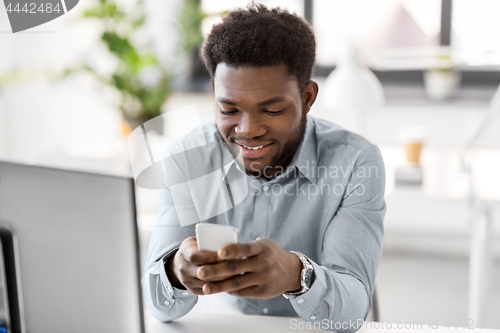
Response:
[366,289,380,322]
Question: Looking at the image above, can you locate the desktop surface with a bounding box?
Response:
[145,311,500,333]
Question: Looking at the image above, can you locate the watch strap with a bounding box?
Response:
[284,251,314,296]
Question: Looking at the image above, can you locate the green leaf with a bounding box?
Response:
[176,0,207,53]
[63,0,172,118]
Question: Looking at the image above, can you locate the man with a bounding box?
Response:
[143,4,385,332]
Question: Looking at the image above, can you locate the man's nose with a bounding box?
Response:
[235,113,267,138]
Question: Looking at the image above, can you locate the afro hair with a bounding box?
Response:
[201,3,316,92]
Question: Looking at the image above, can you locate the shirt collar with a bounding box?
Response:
[222,158,243,180]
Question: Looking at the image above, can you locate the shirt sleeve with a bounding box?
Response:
[286,144,386,333]
[141,182,199,322]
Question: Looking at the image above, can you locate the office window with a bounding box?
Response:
[313,0,441,66]
[452,0,500,63]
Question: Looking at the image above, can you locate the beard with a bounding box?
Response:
[216,106,308,178]
[267,110,307,170]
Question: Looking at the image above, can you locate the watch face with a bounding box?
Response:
[303,269,313,287]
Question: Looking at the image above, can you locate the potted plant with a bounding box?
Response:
[424,53,461,101]
[175,0,223,90]
[65,0,171,135]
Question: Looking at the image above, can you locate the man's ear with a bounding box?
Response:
[302,80,319,114]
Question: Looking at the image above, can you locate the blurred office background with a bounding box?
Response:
[1,0,500,328]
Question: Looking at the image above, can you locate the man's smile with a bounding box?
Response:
[235,142,274,159]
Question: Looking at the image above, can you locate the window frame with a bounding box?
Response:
[307,0,500,87]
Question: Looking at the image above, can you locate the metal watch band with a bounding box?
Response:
[284,251,314,296]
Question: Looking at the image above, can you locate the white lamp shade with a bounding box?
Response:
[322,48,385,111]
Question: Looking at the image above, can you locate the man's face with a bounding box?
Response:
[214,63,318,178]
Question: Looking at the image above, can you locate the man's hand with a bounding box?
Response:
[196,239,303,299]
[167,237,220,295]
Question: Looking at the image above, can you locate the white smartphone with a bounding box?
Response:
[195,223,239,252]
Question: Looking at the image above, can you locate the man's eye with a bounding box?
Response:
[221,110,238,115]
[265,109,283,115]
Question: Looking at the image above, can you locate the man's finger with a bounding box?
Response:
[181,237,220,265]
[177,261,207,291]
[183,247,220,266]
[226,285,265,298]
[186,287,205,296]
[218,241,263,260]
[196,258,256,281]
[187,250,220,265]
[179,256,202,279]
[202,273,259,294]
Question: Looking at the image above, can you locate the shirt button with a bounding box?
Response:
[310,315,317,320]
[298,299,304,304]
[263,185,269,192]
[182,291,190,296]
[262,308,269,314]
[163,301,170,306]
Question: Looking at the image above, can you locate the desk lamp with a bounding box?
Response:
[321,45,385,136]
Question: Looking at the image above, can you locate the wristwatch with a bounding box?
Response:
[284,251,315,296]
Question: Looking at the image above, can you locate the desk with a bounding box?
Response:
[145,311,500,333]
[380,145,500,325]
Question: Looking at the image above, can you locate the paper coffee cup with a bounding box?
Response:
[404,142,423,165]
[398,126,428,166]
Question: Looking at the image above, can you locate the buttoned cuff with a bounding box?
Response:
[157,251,197,307]
[284,257,328,322]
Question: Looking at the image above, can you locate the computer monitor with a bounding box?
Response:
[0,161,144,333]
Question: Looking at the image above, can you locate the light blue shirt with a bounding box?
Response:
[143,116,386,332]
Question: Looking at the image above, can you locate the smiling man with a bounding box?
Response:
[143,4,386,332]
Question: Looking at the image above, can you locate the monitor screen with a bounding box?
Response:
[0,161,144,333]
